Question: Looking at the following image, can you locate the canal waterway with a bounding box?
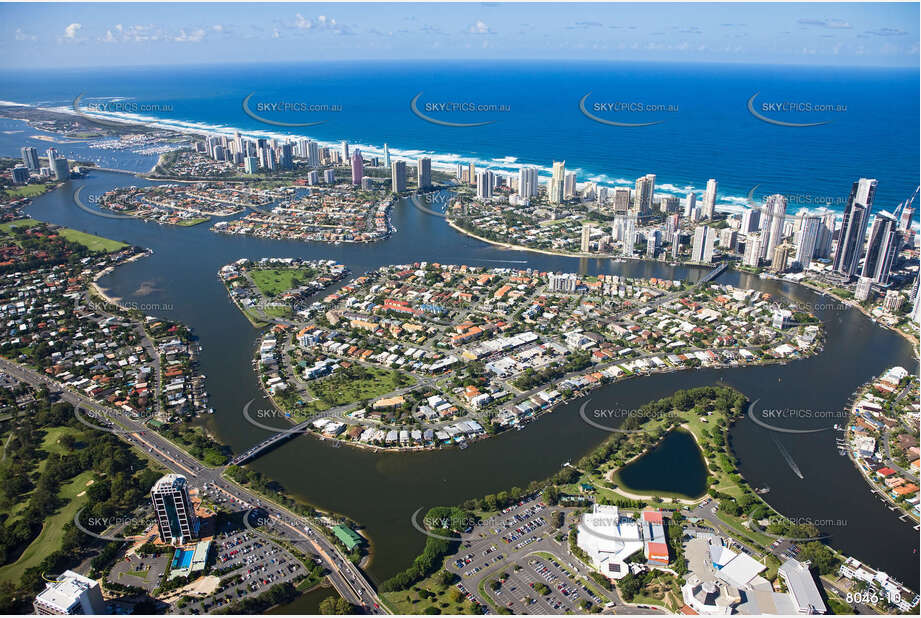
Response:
[14,165,920,591]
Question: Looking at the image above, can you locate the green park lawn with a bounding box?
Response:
[0,218,128,253]
[55,227,129,252]
[6,427,84,525]
[4,184,49,199]
[250,268,317,297]
[174,217,209,227]
[0,218,41,233]
[309,366,414,407]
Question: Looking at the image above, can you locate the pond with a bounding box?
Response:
[614,429,709,500]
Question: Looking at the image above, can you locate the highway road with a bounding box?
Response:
[0,356,387,614]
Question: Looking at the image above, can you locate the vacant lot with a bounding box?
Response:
[250,267,317,297]
[310,366,413,407]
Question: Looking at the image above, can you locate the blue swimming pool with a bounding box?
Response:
[171,549,193,570]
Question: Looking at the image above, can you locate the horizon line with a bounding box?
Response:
[4,56,918,72]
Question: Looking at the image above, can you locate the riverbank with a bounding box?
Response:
[798,277,921,352]
[89,249,150,306]
[842,369,920,525]
[258,342,819,455]
[447,217,712,269]
[17,168,920,587]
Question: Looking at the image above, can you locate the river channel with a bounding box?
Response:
[18,168,920,591]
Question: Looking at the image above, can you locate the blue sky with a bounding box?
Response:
[2,2,918,68]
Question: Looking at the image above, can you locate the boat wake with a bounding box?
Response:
[773,437,804,479]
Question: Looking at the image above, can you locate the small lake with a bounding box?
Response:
[615,430,709,499]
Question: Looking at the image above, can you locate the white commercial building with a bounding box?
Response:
[576,505,644,580]
[34,570,106,615]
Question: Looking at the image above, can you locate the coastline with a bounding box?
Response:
[2,99,866,222]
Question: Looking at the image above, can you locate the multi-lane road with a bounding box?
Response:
[0,356,386,614]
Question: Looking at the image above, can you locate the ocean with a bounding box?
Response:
[0,59,918,218]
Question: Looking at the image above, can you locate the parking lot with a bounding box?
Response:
[442,495,617,614]
[441,496,675,615]
[107,551,170,592]
[184,528,308,614]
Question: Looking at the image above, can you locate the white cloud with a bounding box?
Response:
[15,28,36,41]
[468,20,492,35]
[64,23,82,39]
[291,13,351,35]
[174,28,206,43]
[57,22,85,44]
[797,18,852,30]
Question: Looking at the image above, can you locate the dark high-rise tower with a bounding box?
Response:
[862,211,900,285]
[832,178,876,279]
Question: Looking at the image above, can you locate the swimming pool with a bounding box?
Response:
[171,548,193,570]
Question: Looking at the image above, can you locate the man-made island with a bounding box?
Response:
[226,261,824,451]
